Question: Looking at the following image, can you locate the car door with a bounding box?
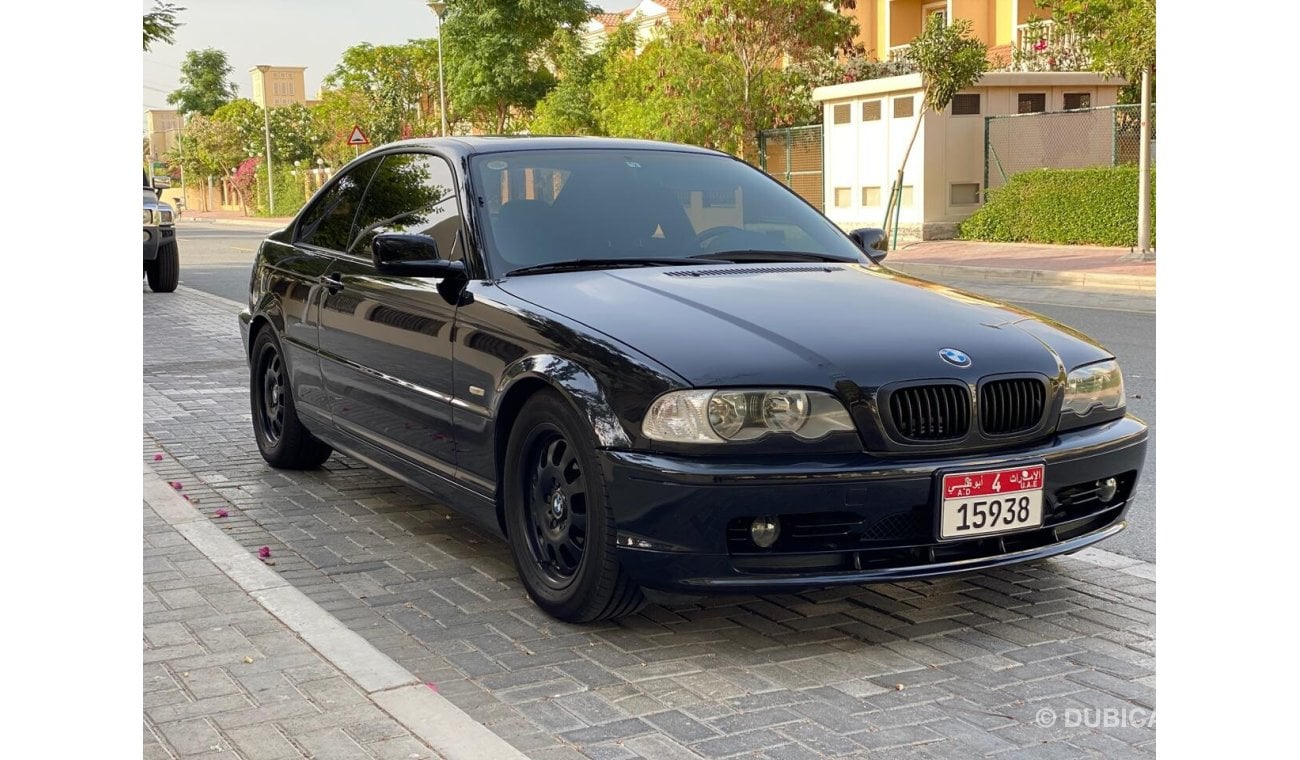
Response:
[317,150,466,479]
[273,155,383,419]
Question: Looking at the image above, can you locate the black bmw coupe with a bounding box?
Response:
[240,137,1147,622]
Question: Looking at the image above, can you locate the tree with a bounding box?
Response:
[168,48,238,116]
[442,0,593,133]
[882,14,988,240]
[533,23,636,135]
[588,1,856,157]
[143,2,184,51]
[324,40,446,141]
[681,0,855,157]
[312,89,383,169]
[1036,0,1155,256]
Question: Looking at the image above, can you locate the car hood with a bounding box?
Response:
[497,263,1113,389]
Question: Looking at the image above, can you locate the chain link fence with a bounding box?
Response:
[984,104,1156,191]
[758,125,824,211]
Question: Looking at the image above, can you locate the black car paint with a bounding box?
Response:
[240,136,1147,594]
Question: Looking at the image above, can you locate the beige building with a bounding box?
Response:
[145,109,182,162]
[580,0,682,53]
[845,0,1056,65]
[250,65,308,108]
[814,71,1123,240]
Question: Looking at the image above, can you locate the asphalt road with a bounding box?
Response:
[168,222,1156,563]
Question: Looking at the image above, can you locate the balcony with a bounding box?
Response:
[1012,19,1090,71]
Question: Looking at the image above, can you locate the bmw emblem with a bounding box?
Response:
[939,348,971,367]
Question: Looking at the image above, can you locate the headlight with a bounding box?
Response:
[158,208,174,224]
[643,389,854,443]
[143,209,156,225]
[1062,360,1125,417]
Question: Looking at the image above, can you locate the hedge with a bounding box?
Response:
[959,166,1155,247]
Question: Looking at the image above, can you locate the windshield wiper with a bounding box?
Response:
[505,257,723,277]
[688,250,856,264]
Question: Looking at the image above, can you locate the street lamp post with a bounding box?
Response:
[428,2,449,137]
[262,104,275,214]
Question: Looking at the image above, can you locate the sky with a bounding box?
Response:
[143,0,641,112]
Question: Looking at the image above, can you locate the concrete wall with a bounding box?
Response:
[815,72,1126,240]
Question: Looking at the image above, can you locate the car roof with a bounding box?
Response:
[368,135,728,161]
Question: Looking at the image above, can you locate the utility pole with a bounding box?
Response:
[255,65,276,214]
[1135,65,1153,259]
[429,2,449,137]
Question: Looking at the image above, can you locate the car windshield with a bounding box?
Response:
[469,148,864,276]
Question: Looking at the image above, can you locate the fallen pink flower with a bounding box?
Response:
[426,682,439,692]
[183,495,191,501]
[170,481,183,491]
[214,509,229,518]
[258,546,271,559]
[153,453,163,461]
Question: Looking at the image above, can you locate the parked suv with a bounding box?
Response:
[143,175,179,293]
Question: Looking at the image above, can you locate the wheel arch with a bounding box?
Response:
[491,355,634,536]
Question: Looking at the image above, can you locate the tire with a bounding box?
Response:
[146,240,179,293]
[249,328,333,469]
[503,389,645,623]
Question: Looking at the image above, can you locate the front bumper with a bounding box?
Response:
[600,415,1147,592]
[143,225,174,261]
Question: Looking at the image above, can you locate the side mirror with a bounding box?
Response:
[372,233,465,278]
[848,227,888,263]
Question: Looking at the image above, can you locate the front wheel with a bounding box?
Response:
[146,241,179,293]
[249,328,332,469]
[503,390,644,623]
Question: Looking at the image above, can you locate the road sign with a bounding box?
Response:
[347,125,370,146]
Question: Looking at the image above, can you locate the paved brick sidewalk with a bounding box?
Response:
[144,499,446,760]
[144,285,1156,759]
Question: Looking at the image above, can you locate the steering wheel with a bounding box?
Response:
[694,225,755,252]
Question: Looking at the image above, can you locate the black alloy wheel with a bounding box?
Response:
[504,389,644,622]
[523,429,589,588]
[249,329,333,469]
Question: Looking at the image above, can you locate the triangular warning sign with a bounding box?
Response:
[347,125,370,146]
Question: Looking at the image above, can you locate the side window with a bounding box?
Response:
[296,157,383,251]
[348,153,464,262]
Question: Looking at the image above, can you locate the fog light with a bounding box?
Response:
[750,516,781,548]
[1097,477,1118,503]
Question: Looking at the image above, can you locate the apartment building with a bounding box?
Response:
[249,65,309,108]
[848,0,1055,64]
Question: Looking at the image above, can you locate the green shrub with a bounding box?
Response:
[252,164,311,217]
[959,166,1155,247]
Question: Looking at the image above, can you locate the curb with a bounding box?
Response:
[179,217,290,231]
[887,261,1156,294]
[142,461,529,760]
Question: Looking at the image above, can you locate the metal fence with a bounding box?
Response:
[758,125,824,211]
[984,104,1156,191]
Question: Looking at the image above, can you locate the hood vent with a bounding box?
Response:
[666,265,842,278]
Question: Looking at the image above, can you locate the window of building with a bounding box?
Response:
[951,93,981,116]
[1017,92,1047,114]
[861,100,882,121]
[1064,92,1092,110]
[893,96,915,118]
[950,183,981,205]
[833,104,851,125]
[834,187,852,207]
[861,187,882,206]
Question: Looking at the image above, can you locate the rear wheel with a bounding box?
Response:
[146,241,179,293]
[250,328,332,469]
[504,390,644,622]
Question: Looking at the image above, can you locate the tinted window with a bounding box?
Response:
[470,149,862,274]
[348,153,463,261]
[297,156,383,251]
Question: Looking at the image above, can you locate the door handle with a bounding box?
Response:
[319,272,344,292]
